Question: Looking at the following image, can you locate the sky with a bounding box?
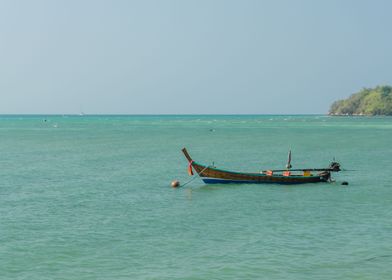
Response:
[1,0,392,114]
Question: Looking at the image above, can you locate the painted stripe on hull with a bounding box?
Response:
[202,178,325,185]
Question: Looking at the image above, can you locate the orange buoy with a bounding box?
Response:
[171,180,180,188]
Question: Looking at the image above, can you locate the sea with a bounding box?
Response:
[0,115,391,280]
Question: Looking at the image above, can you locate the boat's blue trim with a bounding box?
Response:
[201,178,319,185]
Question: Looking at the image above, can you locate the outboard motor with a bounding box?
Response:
[329,161,341,172]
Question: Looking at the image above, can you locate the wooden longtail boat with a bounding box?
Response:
[182,148,341,185]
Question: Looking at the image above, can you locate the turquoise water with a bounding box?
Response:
[1,115,391,279]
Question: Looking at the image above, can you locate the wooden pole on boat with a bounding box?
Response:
[286,150,292,169]
[182,148,192,162]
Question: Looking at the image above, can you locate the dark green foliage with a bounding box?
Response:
[329,85,392,115]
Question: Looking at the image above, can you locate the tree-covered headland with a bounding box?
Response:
[329,85,392,116]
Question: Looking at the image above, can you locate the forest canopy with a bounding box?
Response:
[329,86,392,115]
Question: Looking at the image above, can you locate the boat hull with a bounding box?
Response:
[192,162,329,184]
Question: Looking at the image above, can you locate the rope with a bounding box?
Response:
[181,165,210,188]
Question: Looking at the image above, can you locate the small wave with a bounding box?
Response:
[364,254,392,262]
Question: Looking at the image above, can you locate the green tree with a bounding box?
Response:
[329,86,392,116]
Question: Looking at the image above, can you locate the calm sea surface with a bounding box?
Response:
[1,115,391,279]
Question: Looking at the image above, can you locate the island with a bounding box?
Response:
[329,85,392,116]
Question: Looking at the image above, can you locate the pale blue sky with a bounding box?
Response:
[1,0,391,114]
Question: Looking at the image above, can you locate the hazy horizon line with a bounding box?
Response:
[0,113,329,116]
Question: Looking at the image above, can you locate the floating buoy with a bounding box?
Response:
[341,181,349,185]
[171,180,180,188]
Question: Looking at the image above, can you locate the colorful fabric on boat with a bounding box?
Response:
[188,160,194,176]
